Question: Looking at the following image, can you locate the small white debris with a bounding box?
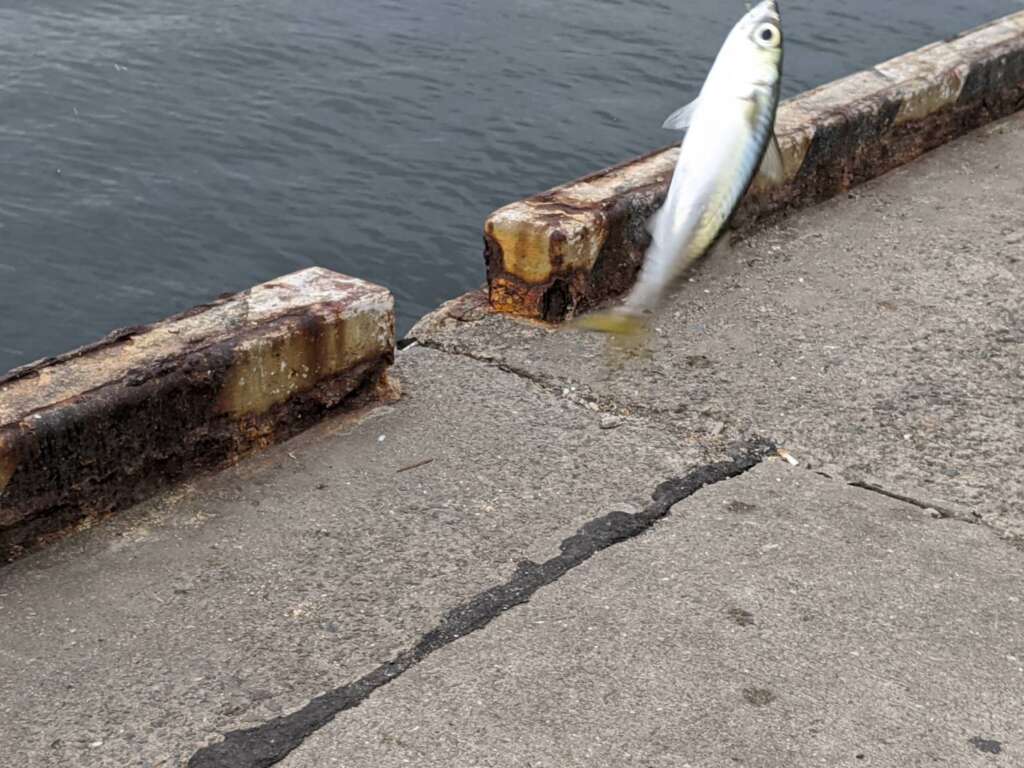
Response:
[89,741,103,748]
[777,448,799,466]
[600,415,623,430]
[903,433,912,441]
[377,434,386,443]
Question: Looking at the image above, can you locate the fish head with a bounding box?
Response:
[719,1,784,86]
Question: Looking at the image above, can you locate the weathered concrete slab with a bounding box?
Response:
[483,11,1024,320]
[280,464,1024,768]
[0,268,395,559]
[414,111,1024,536]
[0,346,720,767]
[1,20,1021,768]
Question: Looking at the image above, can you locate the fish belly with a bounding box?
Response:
[627,107,763,314]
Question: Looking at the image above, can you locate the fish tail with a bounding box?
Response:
[569,310,648,338]
[568,309,653,361]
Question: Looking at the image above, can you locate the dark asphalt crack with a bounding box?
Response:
[187,437,777,768]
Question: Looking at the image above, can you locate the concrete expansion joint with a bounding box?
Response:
[408,336,735,430]
[844,479,981,525]
[410,335,1018,548]
[407,326,755,429]
[187,438,777,768]
[409,337,611,413]
[813,474,1024,552]
[813,471,1024,552]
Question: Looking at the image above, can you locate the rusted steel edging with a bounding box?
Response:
[0,268,396,560]
[483,11,1024,321]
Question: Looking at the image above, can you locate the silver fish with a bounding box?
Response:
[576,0,784,342]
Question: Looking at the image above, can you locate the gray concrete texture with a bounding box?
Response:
[0,346,718,767]
[415,111,1024,538]
[1,88,1023,768]
[281,464,1024,768]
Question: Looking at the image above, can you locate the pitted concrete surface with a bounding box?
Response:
[0,347,717,767]
[280,464,1024,768]
[1,114,1022,768]
[415,112,1024,538]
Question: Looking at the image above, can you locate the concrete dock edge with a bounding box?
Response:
[481,11,1024,321]
[2,13,1022,561]
[0,267,396,559]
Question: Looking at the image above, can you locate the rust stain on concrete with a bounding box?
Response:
[216,309,392,418]
[487,211,555,285]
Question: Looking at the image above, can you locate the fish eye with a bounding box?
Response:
[755,23,780,48]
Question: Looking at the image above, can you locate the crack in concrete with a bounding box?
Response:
[411,342,1000,538]
[409,339,713,428]
[834,472,1024,552]
[187,438,777,768]
[407,337,764,441]
[411,337,606,410]
[846,479,981,525]
[810,470,991,529]
[803,469,1022,552]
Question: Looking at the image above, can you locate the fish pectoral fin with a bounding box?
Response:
[662,99,699,131]
[756,133,786,185]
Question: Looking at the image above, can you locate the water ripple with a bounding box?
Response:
[0,0,1019,369]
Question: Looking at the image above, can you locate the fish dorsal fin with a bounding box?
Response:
[662,98,699,131]
[757,133,785,184]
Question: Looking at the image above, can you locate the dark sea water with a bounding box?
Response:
[0,0,1019,371]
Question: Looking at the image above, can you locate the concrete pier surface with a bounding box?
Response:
[3,117,1024,768]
